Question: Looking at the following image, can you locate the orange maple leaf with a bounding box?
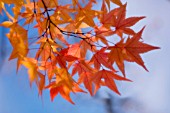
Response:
[108,27,160,75]
[113,4,145,37]
[47,68,85,104]
[92,69,131,95]
[78,72,93,95]
[72,60,95,95]
[49,83,75,104]
[90,48,115,71]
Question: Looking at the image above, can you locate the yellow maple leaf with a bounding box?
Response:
[22,58,38,84]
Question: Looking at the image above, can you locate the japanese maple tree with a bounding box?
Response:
[0,0,159,104]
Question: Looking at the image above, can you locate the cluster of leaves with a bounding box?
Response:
[0,0,159,104]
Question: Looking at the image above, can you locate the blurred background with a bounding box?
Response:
[0,0,169,113]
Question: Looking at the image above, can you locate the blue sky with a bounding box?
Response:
[0,0,170,113]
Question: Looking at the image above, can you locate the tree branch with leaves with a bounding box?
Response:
[0,0,159,104]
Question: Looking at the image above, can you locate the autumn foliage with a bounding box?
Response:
[0,0,159,104]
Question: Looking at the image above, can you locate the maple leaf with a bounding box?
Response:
[74,0,100,27]
[113,4,145,37]
[1,22,29,70]
[92,69,131,95]
[49,82,85,104]
[47,68,84,104]
[78,72,93,95]
[49,82,75,104]
[48,68,75,104]
[108,39,126,76]
[51,5,74,24]
[22,58,38,85]
[19,8,35,25]
[108,27,160,75]
[72,60,96,95]
[99,1,116,29]
[90,48,115,71]
[99,3,145,38]
[123,27,160,70]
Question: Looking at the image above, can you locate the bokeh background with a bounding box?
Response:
[0,0,169,113]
